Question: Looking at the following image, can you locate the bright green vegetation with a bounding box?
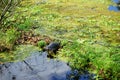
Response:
[37,40,46,48]
[59,41,120,79]
[0,28,19,50]
[0,0,120,79]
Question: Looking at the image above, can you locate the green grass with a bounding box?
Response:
[0,28,19,50]
[58,41,120,79]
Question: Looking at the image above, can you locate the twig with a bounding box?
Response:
[1,0,7,5]
[0,0,12,24]
[23,60,33,71]
[23,60,42,80]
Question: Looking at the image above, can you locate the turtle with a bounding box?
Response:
[43,42,61,58]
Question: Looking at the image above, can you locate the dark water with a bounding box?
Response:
[108,0,120,11]
[108,5,120,11]
[112,0,120,4]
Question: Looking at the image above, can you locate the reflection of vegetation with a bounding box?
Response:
[0,0,120,79]
[0,45,40,63]
[13,45,40,61]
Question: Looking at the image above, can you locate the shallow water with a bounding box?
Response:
[108,0,120,11]
[112,0,120,4]
[0,52,71,80]
[108,5,120,11]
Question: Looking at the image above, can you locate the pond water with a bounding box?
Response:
[108,0,120,11]
[112,0,120,4]
[0,51,95,80]
[108,5,120,11]
[0,51,70,80]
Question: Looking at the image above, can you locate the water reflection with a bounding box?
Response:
[108,5,120,11]
[108,0,120,11]
[112,0,120,4]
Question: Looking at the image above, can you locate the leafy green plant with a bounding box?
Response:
[0,28,19,51]
[16,18,33,30]
[37,40,46,48]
